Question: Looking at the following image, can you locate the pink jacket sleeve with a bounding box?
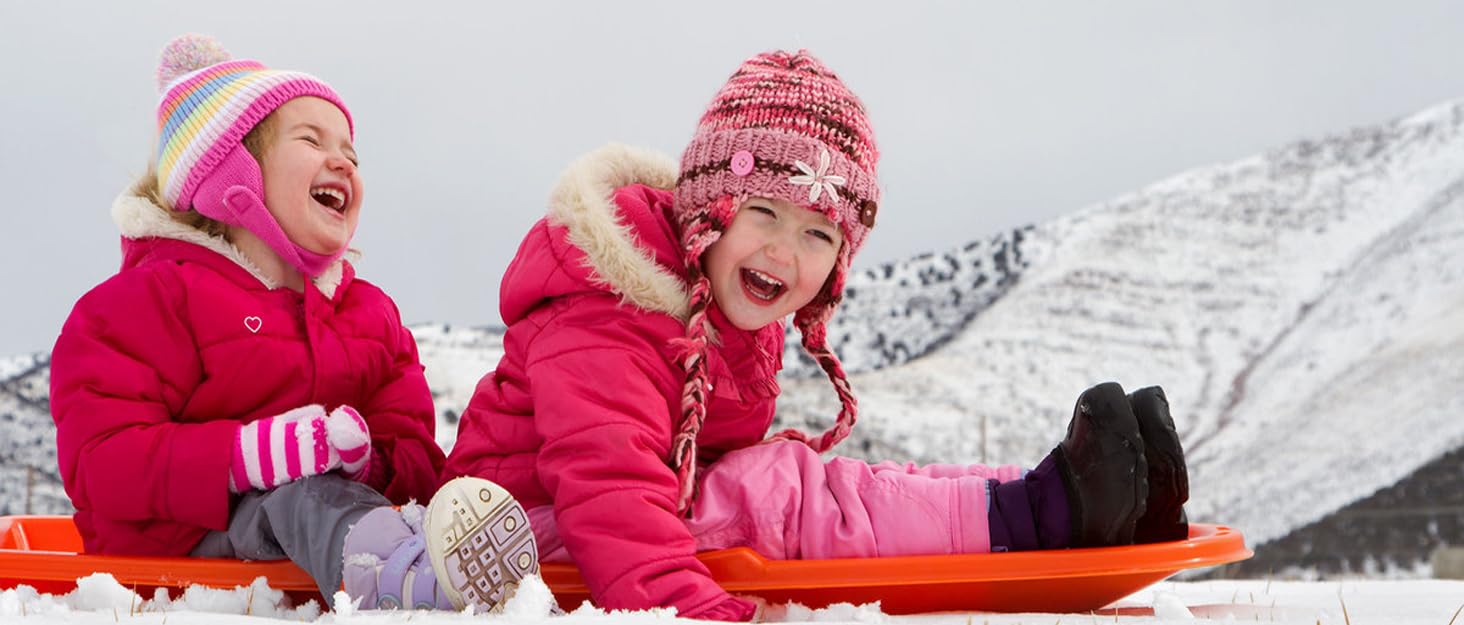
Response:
[50,275,236,532]
[356,317,446,505]
[526,318,755,621]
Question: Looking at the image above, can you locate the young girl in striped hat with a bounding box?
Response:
[441,49,1190,620]
[49,34,495,612]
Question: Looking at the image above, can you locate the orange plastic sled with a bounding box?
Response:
[0,515,1250,614]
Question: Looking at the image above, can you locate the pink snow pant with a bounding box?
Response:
[530,440,1025,561]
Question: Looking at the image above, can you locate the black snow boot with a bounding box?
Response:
[1052,382,1148,547]
[1128,386,1190,543]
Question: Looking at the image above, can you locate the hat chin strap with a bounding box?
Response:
[190,144,346,278]
[217,185,342,277]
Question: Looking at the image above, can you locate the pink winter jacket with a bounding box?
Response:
[444,146,781,620]
[50,193,446,556]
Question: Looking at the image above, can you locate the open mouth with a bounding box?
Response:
[310,186,348,214]
[740,268,786,302]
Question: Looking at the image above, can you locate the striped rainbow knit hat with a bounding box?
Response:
[668,50,880,514]
[153,34,354,276]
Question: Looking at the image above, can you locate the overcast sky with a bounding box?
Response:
[3,1,1464,357]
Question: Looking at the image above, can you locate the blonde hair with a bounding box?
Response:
[140,112,279,238]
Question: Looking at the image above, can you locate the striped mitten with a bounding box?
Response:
[329,405,374,482]
[229,404,374,493]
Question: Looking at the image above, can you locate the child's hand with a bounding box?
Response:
[228,404,375,492]
[324,405,373,482]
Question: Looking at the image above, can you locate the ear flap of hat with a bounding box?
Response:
[190,143,263,224]
[191,143,344,277]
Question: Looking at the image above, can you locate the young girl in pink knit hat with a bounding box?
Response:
[49,34,507,612]
[440,50,1190,620]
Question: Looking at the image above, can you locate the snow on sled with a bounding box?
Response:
[0,515,1250,614]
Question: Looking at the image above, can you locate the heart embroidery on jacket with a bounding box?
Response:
[243,316,263,334]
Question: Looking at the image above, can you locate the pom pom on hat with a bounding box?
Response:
[156,33,232,90]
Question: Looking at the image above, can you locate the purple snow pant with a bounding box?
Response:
[529,440,1067,561]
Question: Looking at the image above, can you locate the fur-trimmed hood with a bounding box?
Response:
[500,144,690,323]
[448,149,788,624]
[111,191,350,298]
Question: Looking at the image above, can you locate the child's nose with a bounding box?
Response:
[764,234,794,265]
[327,153,356,174]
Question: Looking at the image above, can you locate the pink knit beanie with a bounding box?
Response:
[669,50,880,513]
[154,34,355,277]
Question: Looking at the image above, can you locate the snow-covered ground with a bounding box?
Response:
[2,574,1462,624]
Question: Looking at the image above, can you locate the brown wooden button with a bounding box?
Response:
[859,200,878,227]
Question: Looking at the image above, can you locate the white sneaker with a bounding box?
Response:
[424,477,539,612]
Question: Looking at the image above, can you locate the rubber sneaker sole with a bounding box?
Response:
[425,477,539,613]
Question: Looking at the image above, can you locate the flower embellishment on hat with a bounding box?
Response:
[788,147,846,204]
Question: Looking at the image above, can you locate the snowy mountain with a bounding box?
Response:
[776,98,1464,559]
[779,226,1035,376]
[4,100,1462,576]
[0,352,68,517]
